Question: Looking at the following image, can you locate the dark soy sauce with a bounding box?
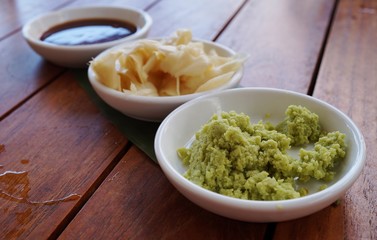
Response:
[40,19,137,46]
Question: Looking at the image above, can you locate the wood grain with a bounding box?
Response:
[62,0,157,11]
[314,0,377,238]
[59,147,267,240]
[147,0,245,40]
[274,202,344,240]
[0,0,73,39]
[0,72,127,239]
[1,0,376,239]
[274,0,377,239]
[0,33,63,118]
[216,0,336,93]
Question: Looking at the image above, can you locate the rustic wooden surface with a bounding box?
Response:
[274,0,377,239]
[0,0,376,239]
[216,0,336,93]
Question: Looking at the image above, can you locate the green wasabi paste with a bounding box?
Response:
[177,105,347,201]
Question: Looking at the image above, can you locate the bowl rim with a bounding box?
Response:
[22,5,153,50]
[154,87,366,210]
[87,38,243,103]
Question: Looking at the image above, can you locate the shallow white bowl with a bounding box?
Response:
[22,6,152,68]
[88,39,243,122]
[154,88,366,222]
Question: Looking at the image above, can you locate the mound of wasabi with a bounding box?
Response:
[177,105,346,201]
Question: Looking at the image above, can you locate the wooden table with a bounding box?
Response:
[1,0,376,239]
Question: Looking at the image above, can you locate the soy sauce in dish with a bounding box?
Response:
[40,19,137,46]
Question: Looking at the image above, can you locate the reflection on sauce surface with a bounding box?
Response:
[40,18,137,46]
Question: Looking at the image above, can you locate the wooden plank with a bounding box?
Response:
[59,147,267,239]
[0,71,128,239]
[216,0,336,93]
[61,0,157,11]
[0,0,74,39]
[273,203,344,239]
[147,0,246,40]
[274,0,377,239]
[0,33,62,118]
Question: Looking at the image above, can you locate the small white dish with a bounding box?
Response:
[22,6,152,68]
[154,88,366,222]
[87,39,243,122]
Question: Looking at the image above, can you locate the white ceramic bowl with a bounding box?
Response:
[154,88,366,222]
[22,6,152,68]
[87,39,243,122]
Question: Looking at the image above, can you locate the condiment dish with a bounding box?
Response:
[154,88,366,222]
[87,39,244,122]
[22,6,152,68]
